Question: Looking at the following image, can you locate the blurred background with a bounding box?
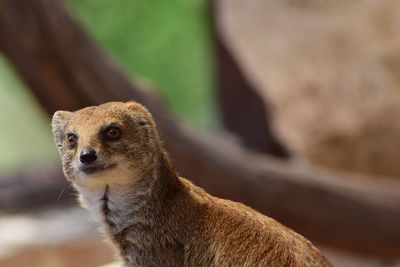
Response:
[1,0,400,266]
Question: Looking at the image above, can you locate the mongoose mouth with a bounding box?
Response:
[79,163,117,175]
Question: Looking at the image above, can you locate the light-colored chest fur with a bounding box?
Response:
[75,180,152,232]
[74,177,184,267]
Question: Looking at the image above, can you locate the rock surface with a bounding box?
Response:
[219,0,400,178]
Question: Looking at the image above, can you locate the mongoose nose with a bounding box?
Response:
[80,149,97,164]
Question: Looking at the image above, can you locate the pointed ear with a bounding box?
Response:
[125,101,144,111]
[125,101,153,123]
[52,111,72,147]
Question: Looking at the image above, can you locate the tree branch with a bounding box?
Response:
[210,1,288,157]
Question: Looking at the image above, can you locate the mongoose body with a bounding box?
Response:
[52,101,332,267]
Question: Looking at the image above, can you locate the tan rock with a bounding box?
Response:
[220,0,400,177]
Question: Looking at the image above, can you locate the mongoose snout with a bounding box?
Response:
[79,148,98,164]
[52,101,332,267]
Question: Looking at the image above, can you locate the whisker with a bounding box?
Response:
[57,187,66,201]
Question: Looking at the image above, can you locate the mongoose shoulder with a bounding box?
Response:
[52,101,332,267]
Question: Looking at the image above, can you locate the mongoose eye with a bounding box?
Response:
[67,133,77,149]
[105,127,121,140]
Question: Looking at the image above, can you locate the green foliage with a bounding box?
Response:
[0,57,57,174]
[0,1,215,174]
[69,0,216,129]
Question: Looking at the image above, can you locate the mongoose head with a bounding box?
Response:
[51,101,161,188]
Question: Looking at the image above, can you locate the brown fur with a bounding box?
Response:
[52,101,332,267]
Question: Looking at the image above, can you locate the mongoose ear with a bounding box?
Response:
[52,111,72,147]
[125,101,145,112]
[125,101,153,125]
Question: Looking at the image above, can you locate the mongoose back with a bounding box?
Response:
[52,101,332,267]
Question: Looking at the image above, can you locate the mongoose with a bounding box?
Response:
[52,101,332,267]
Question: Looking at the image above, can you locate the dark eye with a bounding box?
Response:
[67,133,77,149]
[105,127,121,140]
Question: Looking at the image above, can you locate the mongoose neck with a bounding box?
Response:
[99,149,185,265]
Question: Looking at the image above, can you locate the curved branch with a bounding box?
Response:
[0,165,73,212]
